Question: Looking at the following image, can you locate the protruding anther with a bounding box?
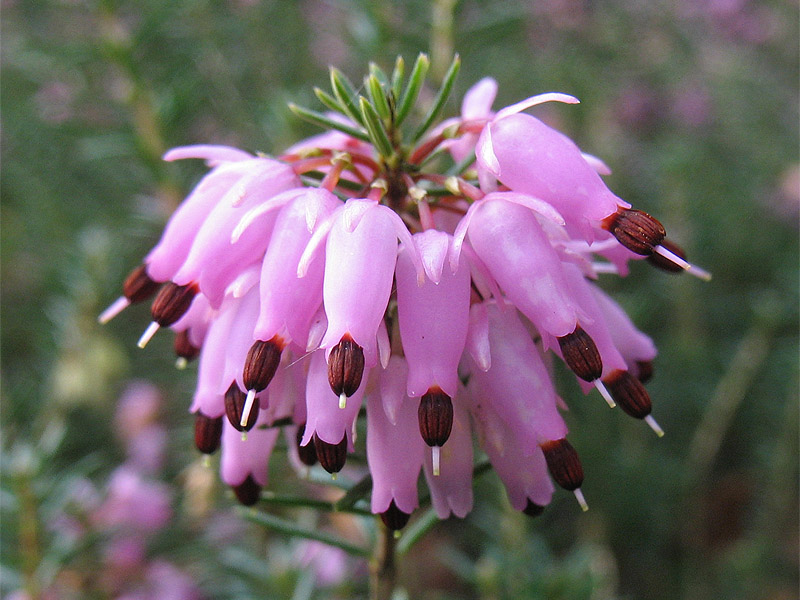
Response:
[194,412,223,455]
[380,500,411,531]
[522,499,546,517]
[418,388,453,448]
[232,475,261,506]
[593,380,617,408]
[327,335,365,398]
[174,330,200,363]
[432,445,441,477]
[541,438,584,492]
[150,282,198,327]
[573,488,589,512]
[313,434,348,474]
[558,326,603,382]
[123,264,161,303]
[243,337,283,394]
[635,360,654,383]
[605,370,652,419]
[296,423,318,467]
[137,322,161,348]
[603,208,665,256]
[224,382,259,432]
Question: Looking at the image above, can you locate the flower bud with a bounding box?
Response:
[558,326,603,382]
[151,282,198,327]
[296,423,318,467]
[243,337,283,393]
[418,388,453,447]
[380,500,411,531]
[231,475,261,506]
[313,433,348,473]
[604,208,665,255]
[123,264,161,303]
[541,438,584,491]
[224,382,259,432]
[327,336,365,398]
[194,412,223,455]
[647,238,685,273]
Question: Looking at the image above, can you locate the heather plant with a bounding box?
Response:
[3,2,797,600]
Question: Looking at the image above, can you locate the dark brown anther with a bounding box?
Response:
[604,208,666,256]
[313,433,348,474]
[232,475,261,506]
[224,382,259,432]
[635,360,654,383]
[123,264,161,303]
[295,423,318,467]
[557,326,603,382]
[522,499,546,518]
[380,500,411,531]
[327,335,365,398]
[150,282,198,327]
[193,412,223,455]
[647,238,685,273]
[418,388,453,447]
[605,370,652,419]
[243,337,283,393]
[541,439,584,491]
[174,330,200,361]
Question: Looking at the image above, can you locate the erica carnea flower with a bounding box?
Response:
[101,55,709,528]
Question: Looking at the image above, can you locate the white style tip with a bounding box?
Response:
[240,389,257,428]
[573,488,589,512]
[654,245,712,281]
[594,380,617,408]
[339,392,347,410]
[137,322,161,348]
[645,415,665,437]
[240,431,248,442]
[432,446,441,477]
[98,296,130,324]
[175,357,188,370]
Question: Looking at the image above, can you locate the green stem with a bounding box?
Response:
[369,522,398,600]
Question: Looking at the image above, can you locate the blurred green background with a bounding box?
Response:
[2,1,798,599]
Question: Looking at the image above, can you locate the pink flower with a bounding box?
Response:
[103,60,708,526]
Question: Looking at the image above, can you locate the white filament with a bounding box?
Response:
[137,322,161,348]
[594,380,617,408]
[240,389,257,428]
[98,296,130,324]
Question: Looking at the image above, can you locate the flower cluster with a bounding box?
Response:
[101,56,708,529]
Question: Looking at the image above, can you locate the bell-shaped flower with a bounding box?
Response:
[301,198,422,369]
[395,230,471,399]
[366,357,424,519]
[422,386,474,519]
[468,303,568,449]
[476,97,630,241]
[171,163,300,307]
[220,410,280,505]
[459,193,582,339]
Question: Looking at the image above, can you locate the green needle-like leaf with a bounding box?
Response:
[313,86,347,116]
[334,473,373,512]
[359,96,394,158]
[396,507,440,556]
[239,508,372,557]
[288,103,370,142]
[330,67,365,127]
[366,74,391,121]
[369,61,390,87]
[412,54,461,143]
[391,55,405,101]
[396,52,429,127]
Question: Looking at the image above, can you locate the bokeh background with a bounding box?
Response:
[2,1,798,599]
